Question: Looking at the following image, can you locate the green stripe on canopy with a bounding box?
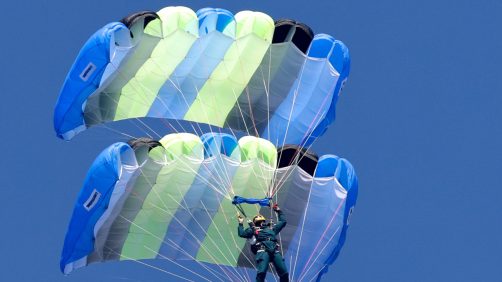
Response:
[114,7,199,120]
[120,133,203,260]
[184,11,274,127]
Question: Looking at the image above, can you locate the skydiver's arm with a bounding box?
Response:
[238,224,254,238]
[273,210,287,234]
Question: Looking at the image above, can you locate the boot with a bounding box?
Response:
[279,273,289,282]
[256,272,266,282]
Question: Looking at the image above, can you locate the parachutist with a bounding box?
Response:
[237,204,289,282]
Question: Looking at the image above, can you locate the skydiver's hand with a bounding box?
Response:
[273,203,280,212]
[237,215,244,224]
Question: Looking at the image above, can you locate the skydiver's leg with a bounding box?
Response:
[255,251,270,282]
[272,252,289,282]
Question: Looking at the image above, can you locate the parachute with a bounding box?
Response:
[53,6,350,147]
[60,133,358,281]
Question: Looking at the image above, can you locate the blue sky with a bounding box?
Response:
[1,0,501,281]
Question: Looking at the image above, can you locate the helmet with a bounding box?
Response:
[253,214,266,226]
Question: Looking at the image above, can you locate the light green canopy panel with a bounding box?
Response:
[114,7,199,119]
[120,133,204,260]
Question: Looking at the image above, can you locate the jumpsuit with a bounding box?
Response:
[238,210,289,282]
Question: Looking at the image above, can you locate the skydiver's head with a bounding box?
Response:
[253,214,266,227]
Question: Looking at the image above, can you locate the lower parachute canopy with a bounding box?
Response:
[61,132,357,281]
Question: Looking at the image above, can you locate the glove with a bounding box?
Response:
[237,215,244,224]
[273,203,280,212]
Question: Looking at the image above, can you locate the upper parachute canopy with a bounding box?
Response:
[61,132,358,281]
[53,6,350,146]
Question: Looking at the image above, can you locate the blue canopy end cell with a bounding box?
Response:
[315,155,358,282]
[60,142,135,274]
[53,22,130,140]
